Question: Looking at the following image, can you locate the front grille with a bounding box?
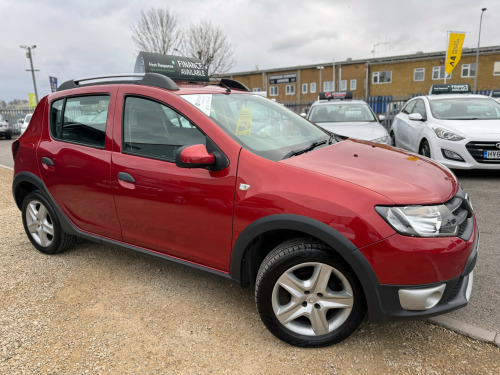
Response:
[465,141,500,164]
[444,191,474,241]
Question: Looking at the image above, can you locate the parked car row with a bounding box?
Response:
[0,113,33,140]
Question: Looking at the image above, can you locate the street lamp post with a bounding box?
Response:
[20,45,39,103]
[473,8,487,93]
[317,66,324,93]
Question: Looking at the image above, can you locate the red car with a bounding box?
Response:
[12,68,477,347]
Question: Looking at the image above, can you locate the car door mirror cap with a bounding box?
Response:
[408,113,424,121]
[176,144,215,169]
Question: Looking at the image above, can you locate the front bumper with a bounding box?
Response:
[367,229,478,322]
[429,137,500,170]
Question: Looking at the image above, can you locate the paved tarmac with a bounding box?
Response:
[1,137,498,346]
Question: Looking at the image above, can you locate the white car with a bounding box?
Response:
[20,113,33,135]
[390,86,500,170]
[304,92,390,145]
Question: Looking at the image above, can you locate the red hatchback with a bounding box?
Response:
[12,71,477,347]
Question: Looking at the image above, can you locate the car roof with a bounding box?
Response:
[414,94,491,101]
[311,99,368,107]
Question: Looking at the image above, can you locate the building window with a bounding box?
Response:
[494,62,500,76]
[323,81,333,91]
[340,80,347,91]
[310,82,316,93]
[252,87,262,92]
[414,68,425,81]
[432,66,451,80]
[302,83,308,94]
[350,79,357,90]
[285,85,295,95]
[462,63,477,78]
[372,71,392,84]
[270,86,278,96]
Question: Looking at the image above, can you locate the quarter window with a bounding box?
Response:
[123,96,206,162]
[414,68,425,81]
[50,95,110,148]
[372,71,392,84]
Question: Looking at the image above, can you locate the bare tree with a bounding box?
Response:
[130,7,181,54]
[182,19,236,75]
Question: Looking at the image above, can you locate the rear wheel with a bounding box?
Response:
[419,139,431,158]
[22,191,76,254]
[255,238,366,347]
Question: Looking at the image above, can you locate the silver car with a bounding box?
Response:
[304,95,390,145]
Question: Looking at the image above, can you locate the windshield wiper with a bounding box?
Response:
[283,140,328,159]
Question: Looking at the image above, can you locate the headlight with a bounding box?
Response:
[371,136,389,144]
[375,205,459,237]
[433,127,465,141]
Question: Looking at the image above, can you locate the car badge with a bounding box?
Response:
[496,142,500,149]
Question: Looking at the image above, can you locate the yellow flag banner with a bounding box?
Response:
[28,93,37,109]
[445,32,466,75]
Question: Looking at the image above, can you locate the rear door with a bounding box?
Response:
[37,87,122,240]
[110,86,238,272]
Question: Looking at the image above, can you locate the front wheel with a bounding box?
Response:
[255,239,366,347]
[419,139,431,158]
[21,191,76,254]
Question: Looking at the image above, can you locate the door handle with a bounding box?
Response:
[118,172,136,183]
[41,157,54,166]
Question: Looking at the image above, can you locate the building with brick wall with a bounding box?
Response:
[219,46,500,110]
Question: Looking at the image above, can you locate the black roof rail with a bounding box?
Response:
[57,73,179,92]
[219,78,250,92]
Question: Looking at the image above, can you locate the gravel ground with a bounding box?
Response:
[1,167,500,375]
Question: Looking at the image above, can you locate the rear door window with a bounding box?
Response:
[50,95,110,148]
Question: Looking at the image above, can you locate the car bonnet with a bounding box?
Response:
[280,139,458,205]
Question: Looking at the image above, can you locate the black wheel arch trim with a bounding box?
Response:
[230,214,388,321]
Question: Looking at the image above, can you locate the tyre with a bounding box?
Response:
[21,191,76,255]
[419,139,431,158]
[255,238,366,347]
[390,131,396,147]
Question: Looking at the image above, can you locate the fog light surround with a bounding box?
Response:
[398,284,446,311]
[441,148,465,162]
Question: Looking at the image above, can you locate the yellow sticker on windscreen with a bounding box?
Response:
[236,105,252,135]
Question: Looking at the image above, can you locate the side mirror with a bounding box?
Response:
[378,114,386,122]
[175,144,215,169]
[300,112,306,117]
[408,113,424,121]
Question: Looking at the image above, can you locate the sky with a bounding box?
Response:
[1,0,498,103]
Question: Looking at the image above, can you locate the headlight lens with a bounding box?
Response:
[371,136,390,144]
[375,205,458,237]
[433,127,465,141]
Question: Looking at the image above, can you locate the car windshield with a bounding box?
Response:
[181,93,330,161]
[309,103,377,123]
[429,97,500,120]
